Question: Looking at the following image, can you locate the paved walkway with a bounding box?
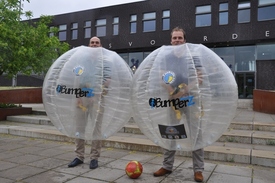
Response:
[0,134,275,183]
[0,104,274,182]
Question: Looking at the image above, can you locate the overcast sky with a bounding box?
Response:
[22,0,144,19]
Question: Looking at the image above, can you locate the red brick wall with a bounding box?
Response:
[0,88,42,103]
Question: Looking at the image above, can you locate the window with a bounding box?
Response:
[258,0,275,21]
[214,47,235,71]
[113,17,119,35]
[143,12,156,32]
[58,24,67,41]
[96,19,106,37]
[196,5,211,27]
[238,1,250,23]
[219,3,228,25]
[71,23,78,40]
[162,10,170,30]
[235,46,256,71]
[130,15,137,33]
[84,21,91,38]
[257,44,275,60]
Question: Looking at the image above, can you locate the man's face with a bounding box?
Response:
[171,31,186,45]
[89,37,101,47]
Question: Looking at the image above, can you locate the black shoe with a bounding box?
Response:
[68,158,83,168]
[90,159,98,169]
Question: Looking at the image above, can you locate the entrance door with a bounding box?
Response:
[235,73,255,99]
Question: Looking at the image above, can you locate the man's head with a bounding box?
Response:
[89,36,101,47]
[170,27,186,45]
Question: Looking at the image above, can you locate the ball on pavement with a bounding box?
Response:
[125,160,143,179]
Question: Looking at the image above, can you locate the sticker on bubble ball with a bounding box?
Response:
[73,65,84,76]
[162,71,175,84]
[158,124,187,139]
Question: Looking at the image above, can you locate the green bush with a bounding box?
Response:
[0,103,22,108]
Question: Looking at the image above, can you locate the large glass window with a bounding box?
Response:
[257,44,275,60]
[214,47,235,71]
[258,0,275,21]
[196,5,211,27]
[113,17,119,35]
[143,12,156,32]
[71,23,78,40]
[235,46,256,71]
[219,3,228,25]
[162,10,170,30]
[84,21,91,38]
[238,1,250,23]
[58,24,67,41]
[130,15,137,34]
[96,19,106,37]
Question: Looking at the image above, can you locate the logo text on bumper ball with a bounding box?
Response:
[56,85,94,98]
[149,96,195,109]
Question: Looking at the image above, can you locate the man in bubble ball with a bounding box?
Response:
[68,36,111,169]
[153,27,204,182]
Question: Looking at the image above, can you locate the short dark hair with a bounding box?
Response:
[171,26,186,40]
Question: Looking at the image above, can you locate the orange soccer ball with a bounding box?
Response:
[125,160,143,179]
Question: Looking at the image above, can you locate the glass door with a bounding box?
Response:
[235,73,255,99]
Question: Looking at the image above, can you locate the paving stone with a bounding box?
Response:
[207,172,251,183]
[81,167,125,182]
[22,170,75,183]
[253,168,275,183]
[116,172,164,183]
[0,177,13,183]
[0,161,18,171]
[0,165,45,181]
[214,164,252,177]
[65,177,107,183]
[27,157,68,169]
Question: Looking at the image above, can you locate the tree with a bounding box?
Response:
[0,0,69,78]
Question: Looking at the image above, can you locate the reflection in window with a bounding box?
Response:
[162,10,170,30]
[238,1,250,23]
[219,3,228,25]
[130,15,137,34]
[71,23,78,40]
[84,21,91,38]
[258,0,275,21]
[96,19,106,37]
[113,17,119,35]
[196,5,211,27]
[118,53,129,64]
[235,46,256,71]
[214,47,235,71]
[257,44,275,60]
[143,12,156,32]
[58,24,67,41]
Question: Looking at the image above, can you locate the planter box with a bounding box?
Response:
[0,107,32,121]
[253,89,275,114]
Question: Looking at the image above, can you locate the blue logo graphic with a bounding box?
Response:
[162,71,176,84]
[73,65,84,76]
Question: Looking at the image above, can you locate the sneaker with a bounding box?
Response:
[194,171,203,182]
[153,167,172,177]
[90,159,98,169]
